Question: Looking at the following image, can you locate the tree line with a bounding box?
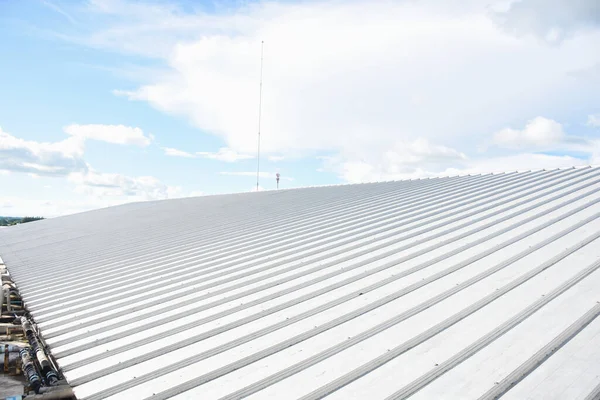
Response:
[0,216,45,226]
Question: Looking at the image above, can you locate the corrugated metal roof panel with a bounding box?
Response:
[1,166,599,399]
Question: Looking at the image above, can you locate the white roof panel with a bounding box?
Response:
[0,167,599,399]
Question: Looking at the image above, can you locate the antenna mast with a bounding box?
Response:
[256,41,264,192]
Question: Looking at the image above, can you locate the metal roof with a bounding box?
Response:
[1,166,600,400]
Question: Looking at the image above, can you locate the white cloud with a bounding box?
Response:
[0,126,192,216]
[490,117,600,163]
[588,114,600,127]
[268,155,285,162]
[36,0,600,190]
[320,138,467,183]
[493,116,565,149]
[0,123,153,176]
[457,153,588,175]
[82,0,598,183]
[491,0,600,44]
[68,168,180,200]
[319,126,600,182]
[64,124,152,147]
[163,147,194,158]
[197,147,254,162]
[0,126,86,176]
[324,152,590,182]
[103,0,598,158]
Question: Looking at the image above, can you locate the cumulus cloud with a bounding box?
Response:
[64,124,152,146]
[320,138,467,182]
[68,168,181,200]
[493,117,565,149]
[325,152,590,182]
[320,117,600,182]
[491,116,600,159]
[108,2,596,148]
[34,0,599,189]
[457,153,588,175]
[0,122,195,216]
[491,0,600,44]
[87,0,598,182]
[0,126,185,209]
[0,126,87,176]
[0,123,154,177]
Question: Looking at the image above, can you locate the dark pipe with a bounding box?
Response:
[22,317,59,385]
[20,348,42,394]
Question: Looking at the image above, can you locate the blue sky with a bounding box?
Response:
[1,0,599,216]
